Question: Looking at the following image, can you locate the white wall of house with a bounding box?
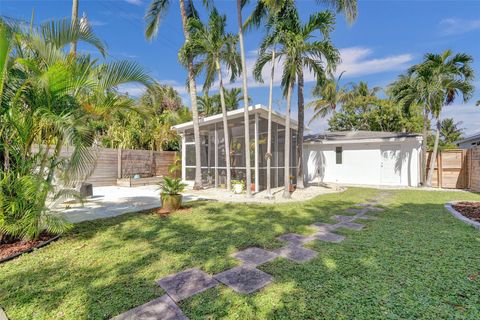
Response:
[303,138,422,187]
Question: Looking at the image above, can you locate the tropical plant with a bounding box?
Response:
[391,50,474,186]
[427,118,464,150]
[158,176,187,196]
[308,71,347,123]
[145,0,204,189]
[182,8,241,191]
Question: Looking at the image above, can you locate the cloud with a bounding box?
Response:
[117,83,147,97]
[124,0,143,6]
[439,18,480,36]
[89,20,107,27]
[441,103,480,135]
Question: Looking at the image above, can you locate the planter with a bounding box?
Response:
[250,183,255,192]
[161,194,183,212]
[289,184,296,193]
[233,184,243,194]
[0,235,60,264]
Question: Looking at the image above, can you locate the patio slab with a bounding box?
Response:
[276,233,314,246]
[332,215,357,223]
[313,232,346,243]
[111,295,187,320]
[156,268,218,302]
[336,221,365,231]
[273,245,318,263]
[214,265,273,294]
[232,247,278,266]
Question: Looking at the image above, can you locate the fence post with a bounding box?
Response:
[117,147,122,179]
[437,151,442,188]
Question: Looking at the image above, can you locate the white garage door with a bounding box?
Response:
[380,145,401,185]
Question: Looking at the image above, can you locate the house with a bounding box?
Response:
[303,131,423,187]
[456,132,480,149]
[172,105,298,192]
[172,106,423,190]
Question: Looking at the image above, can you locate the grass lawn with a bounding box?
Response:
[1,188,479,319]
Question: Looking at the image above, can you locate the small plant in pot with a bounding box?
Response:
[231,180,245,194]
[158,177,187,212]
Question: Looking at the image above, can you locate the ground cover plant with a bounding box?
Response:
[0,188,479,319]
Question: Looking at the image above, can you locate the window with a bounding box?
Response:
[336,146,343,164]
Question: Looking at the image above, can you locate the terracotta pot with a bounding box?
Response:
[289,184,296,192]
[161,194,182,212]
[250,183,255,192]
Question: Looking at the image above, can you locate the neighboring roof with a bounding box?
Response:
[304,130,423,144]
[455,132,480,148]
[171,104,298,131]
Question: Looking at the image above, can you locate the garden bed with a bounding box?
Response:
[0,234,60,263]
[452,202,480,223]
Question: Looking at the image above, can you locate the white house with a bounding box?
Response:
[303,131,423,187]
[456,132,480,149]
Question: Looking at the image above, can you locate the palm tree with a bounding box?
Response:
[392,50,474,186]
[224,87,245,111]
[197,91,220,116]
[308,71,347,123]
[145,0,204,189]
[70,0,79,55]
[184,8,241,191]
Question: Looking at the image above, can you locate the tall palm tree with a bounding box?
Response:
[184,8,241,191]
[145,0,204,189]
[224,87,245,111]
[255,8,339,197]
[391,50,474,186]
[197,91,220,116]
[70,0,79,55]
[308,71,347,123]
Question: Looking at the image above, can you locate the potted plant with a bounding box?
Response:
[231,180,245,194]
[289,175,296,193]
[158,177,187,212]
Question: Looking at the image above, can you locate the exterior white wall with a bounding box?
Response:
[303,139,421,187]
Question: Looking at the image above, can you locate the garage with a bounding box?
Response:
[303,131,423,187]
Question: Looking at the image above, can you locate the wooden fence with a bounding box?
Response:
[470,146,480,192]
[34,145,177,187]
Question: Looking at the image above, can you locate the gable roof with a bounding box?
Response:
[171,104,298,131]
[455,132,480,148]
[304,130,422,144]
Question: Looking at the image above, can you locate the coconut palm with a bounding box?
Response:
[224,87,245,111]
[183,8,241,191]
[145,0,204,189]
[308,71,347,122]
[197,91,220,116]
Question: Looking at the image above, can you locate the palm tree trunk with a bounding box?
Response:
[236,0,252,197]
[283,81,294,199]
[296,69,305,189]
[70,0,79,55]
[216,60,231,191]
[426,117,441,187]
[179,0,202,189]
[421,108,428,185]
[265,49,275,199]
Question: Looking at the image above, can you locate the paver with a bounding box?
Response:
[111,295,187,320]
[277,233,314,246]
[313,232,345,243]
[365,206,384,212]
[310,222,338,232]
[214,265,273,294]
[356,215,378,220]
[336,221,364,231]
[273,245,318,262]
[156,268,218,302]
[232,247,277,266]
[332,215,357,223]
[345,208,367,215]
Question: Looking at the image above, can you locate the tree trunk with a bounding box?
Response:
[70,0,79,55]
[265,49,275,199]
[421,108,428,185]
[237,0,252,197]
[216,60,231,191]
[283,81,294,199]
[426,117,441,187]
[179,0,202,189]
[296,69,305,189]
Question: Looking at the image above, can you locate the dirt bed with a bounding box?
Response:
[452,202,480,223]
[0,234,56,261]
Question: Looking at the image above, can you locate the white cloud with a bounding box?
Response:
[124,0,143,6]
[89,20,107,27]
[117,83,147,97]
[441,103,480,135]
[439,18,480,36]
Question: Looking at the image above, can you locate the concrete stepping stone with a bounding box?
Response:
[214,265,273,294]
[111,295,187,320]
[336,221,364,231]
[232,247,278,266]
[310,222,338,232]
[313,232,345,243]
[156,268,218,302]
[0,308,8,320]
[332,215,357,223]
[365,206,384,212]
[276,233,314,246]
[345,208,368,215]
[356,215,378,220]
[273,245,318,263]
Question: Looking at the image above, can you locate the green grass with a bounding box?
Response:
[1,188,479,319]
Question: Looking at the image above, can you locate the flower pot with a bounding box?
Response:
[233,184,243,194]
[161,194,182,212]
[289,184,296,193]
[250,183,255,192]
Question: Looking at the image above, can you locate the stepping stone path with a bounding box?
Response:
[111,192,390,319]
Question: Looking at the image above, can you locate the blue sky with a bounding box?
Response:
[2,0,479,135]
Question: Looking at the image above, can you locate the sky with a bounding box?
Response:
[1,0,479,135]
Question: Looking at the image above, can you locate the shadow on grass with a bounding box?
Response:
[1,188,479,319]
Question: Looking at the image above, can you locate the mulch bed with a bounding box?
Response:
[452,202,480,223]
[0,233,59,263]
